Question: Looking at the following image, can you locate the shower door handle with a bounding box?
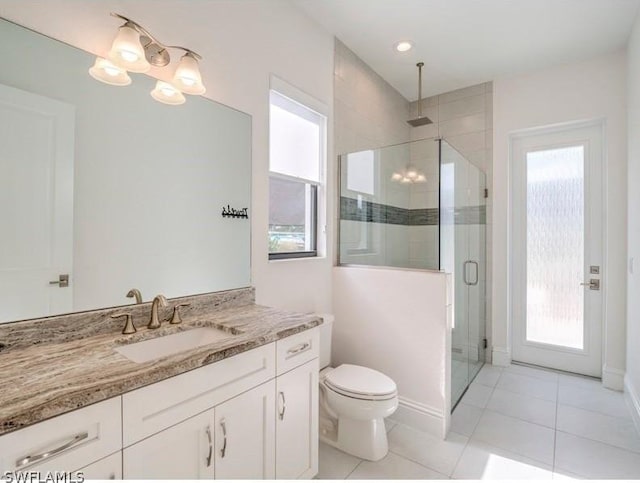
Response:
[463,260,479,286]
[469,261,479,286]
[463,260,470,285]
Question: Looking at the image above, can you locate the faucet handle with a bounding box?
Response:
[170,303,191,325]
[111,312,136,335]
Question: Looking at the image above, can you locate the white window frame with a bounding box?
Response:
[268,76,327,260]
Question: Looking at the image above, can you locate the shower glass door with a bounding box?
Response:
[441,140,486,407]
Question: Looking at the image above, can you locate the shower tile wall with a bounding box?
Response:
[334,39,411,154]
[409,84,494,361]
[335,38,412,267]
[334,39,493,358]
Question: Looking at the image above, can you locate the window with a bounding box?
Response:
[269,89,325,259]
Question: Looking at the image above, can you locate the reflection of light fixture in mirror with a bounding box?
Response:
[173,52,206,95]
[91,13,207,105]
[391,167,427,184]
[108,23,150,73]
[89,57,131,86]
[151,81,186,105]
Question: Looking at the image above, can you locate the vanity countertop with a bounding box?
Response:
[0,300,321,436]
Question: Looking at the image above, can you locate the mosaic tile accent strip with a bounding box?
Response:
[340,197,485,226]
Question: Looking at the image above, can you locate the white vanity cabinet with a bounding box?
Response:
[123,409,216,479]
[274,330,320,479]
[0,397,121,474]
[1,327,320,480]
[213,380,276,479]
[78,452,122,479]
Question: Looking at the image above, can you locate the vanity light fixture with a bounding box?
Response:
[151,80,186,105]
[89,13,206,105]
[108,22,150,73]
[173,52,206,95]
[88,57,131,86]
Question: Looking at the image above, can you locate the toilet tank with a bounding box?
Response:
[316,313,334,369]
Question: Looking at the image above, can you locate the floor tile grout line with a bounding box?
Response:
[386,449,448,478]
[554,428,640,455]
[481,407,558,433]
[344,459,363,479]
[556,400,635,422]
[449,370,500,477]
[386,448,451,477]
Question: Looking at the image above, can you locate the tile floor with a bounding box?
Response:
[317,364,640,480]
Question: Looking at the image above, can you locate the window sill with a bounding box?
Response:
[268,254,327,263]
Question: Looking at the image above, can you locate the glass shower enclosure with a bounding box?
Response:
[338,137,486,408]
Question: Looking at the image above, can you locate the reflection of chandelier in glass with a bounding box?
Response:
[391,167,427,184]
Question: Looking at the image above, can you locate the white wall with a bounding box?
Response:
[626,12,640,428]
[492,51,627,388]
[0,0,335,314]
[332,266,452,437]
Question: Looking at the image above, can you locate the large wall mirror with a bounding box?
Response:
[0,18,252,324]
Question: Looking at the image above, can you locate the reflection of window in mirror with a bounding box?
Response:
[268,87,327,260]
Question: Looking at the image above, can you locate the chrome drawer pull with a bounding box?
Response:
[220,418,227,458]
[16,431,88,469]
[287,342,310,355]
[278,391,286,421]
[205,425,213,467]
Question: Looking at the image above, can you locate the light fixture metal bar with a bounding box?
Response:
[110,13,202,61]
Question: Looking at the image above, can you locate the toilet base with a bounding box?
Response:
[320,416,389,461]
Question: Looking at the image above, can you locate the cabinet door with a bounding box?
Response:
[214,380,275,479]
[123,409,215,479]
[78,452,122,480]
[276,359,319,479]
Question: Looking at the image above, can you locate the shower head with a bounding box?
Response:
[407,115,433,127]
[407,62,433,127]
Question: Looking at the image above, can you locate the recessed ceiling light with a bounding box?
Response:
[394,41,413,52]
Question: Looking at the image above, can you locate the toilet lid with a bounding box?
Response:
[324,364,397,398]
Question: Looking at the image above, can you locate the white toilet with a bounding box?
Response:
[318,314,399,461]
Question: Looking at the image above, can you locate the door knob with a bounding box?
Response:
[49,274,69,288]
[580,279,600,290]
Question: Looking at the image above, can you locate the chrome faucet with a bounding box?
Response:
[126,288,143,304]
[148,294,168,329]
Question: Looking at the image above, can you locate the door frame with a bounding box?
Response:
[508,119,606,377]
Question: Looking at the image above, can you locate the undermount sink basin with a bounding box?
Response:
[115,327,237,363]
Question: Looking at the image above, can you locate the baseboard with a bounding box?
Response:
[491,347,511,367]
[624,375,640,435]
[602,365,625,391]
[394,397,446,439]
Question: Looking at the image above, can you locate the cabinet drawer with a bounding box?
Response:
[0,397,121,473]
[276,328,319,375]
[122,342,275,446]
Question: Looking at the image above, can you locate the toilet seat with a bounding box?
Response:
[324,364,397,401]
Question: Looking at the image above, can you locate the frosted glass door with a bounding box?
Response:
[526,147,584,349]
[511,123,603,377]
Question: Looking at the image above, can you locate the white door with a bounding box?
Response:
[214,380,276,479]
[0,83,74,322]
[276,359,319,479]
[123,408,216,479]
[511,122,603,376]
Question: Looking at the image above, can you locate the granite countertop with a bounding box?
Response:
[0,298,321,436]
